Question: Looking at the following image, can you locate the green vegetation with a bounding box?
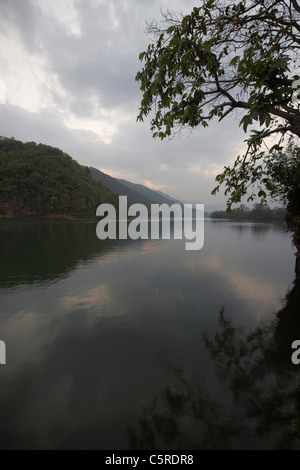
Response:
[0,137,119,217]
[136,0,300,203]
[210,203,286,222]
[136,0,300,272]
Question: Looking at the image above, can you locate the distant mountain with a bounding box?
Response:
[153,190,183,205]
[117,179,183,206]
[89,167,212,217]
[88,167,155,207]
[89,167,183,207]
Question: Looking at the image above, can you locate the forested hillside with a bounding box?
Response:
[0,137,119,217]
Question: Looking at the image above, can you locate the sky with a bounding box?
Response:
[0,0,250,209]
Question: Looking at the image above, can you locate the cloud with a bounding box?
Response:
[0,0,248,208]
[35,0,82,38]
[0,0,39,51]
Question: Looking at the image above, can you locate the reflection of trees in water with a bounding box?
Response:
[0,220,135,288]
[231,223,283,238]
[129,279,300,450]
[128,364,243,450]
[210,219,287,239]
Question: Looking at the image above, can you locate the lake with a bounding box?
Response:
[0,218,299,450]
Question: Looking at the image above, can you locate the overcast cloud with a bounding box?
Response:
[0,0,248,208]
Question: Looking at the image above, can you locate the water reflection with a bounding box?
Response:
[0,219,296,449]
[0,219,292,291]
[209,219,286,239]
[0,219,134,288]
[129,278,300,450]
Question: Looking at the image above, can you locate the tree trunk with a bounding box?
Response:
[286,189,300,277]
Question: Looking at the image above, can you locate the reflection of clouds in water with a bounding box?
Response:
[0,219,296,449]
[1,310,47,368]
[140,240,163,253]
[202,256,279,311]
[227,273,276,304]
[60,284,113,326]
[4,311,37,340]
[94,239,167,265]
[184,254,280,317]
[183,254,222,274]
[61,285,110,311]
[60,283,127,325]
[200,256,221,272]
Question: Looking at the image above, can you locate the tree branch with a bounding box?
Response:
[291,0,300,14]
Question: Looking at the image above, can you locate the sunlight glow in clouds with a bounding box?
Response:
[0,29,52,112]
[186,162,228,177]
[63,109,131,144]
[0,24,129,144]
[0,0,247,207]
[35,0,82,37]
[0,80,6,104]
[143,180,167,191]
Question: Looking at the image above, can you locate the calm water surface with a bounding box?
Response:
[0,219,299,450]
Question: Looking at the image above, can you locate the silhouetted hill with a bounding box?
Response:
[89,167,183,206]
[89,167,155,207]
[118,179,183,205]
[155,190,183,204]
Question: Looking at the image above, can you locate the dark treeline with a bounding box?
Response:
[0,137,119,218]
[210,203,286,222]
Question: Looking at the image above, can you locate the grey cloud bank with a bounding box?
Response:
[0,0,246,207]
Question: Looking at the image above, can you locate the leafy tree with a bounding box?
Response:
[265,142,300,272]
[136,0,300,271]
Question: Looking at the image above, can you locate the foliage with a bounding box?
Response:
[0,137,119,217]
[215,138,300,210]
[136,0,300,208]
[264,141,300,203]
